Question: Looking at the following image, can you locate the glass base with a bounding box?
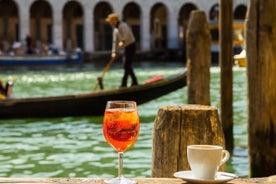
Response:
[104,177,137,184]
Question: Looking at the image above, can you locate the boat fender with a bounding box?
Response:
[143,75,164,84]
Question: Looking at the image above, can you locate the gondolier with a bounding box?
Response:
[105,13,138,87]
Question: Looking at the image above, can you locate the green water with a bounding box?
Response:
[0,62,248,178]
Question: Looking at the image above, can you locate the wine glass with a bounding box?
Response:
[103,100,140,184]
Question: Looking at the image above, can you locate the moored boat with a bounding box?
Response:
[0,51,82,65]
[234,50,246,67]
[0,70,187,119]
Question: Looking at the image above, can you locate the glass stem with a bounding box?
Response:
[118,152,124,179]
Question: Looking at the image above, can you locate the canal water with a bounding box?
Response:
[0,62,248,178]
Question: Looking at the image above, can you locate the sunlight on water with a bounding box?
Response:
[0,64,248,178]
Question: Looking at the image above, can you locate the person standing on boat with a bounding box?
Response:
[0,80,6,99]
[105,13,138,87]
[25,35,33,54]
[0,79,13,99]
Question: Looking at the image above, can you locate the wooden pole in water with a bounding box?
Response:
[186,10,211,105]
[219,0,234,151]
[246,0,276,177]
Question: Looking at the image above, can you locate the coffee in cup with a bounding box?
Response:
[187,145,230,180]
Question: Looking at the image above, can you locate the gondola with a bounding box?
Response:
[0,70,187,119]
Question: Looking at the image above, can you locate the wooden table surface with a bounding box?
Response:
[0,177,275,184]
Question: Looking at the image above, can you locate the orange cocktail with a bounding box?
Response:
[103,101,140,184]
[103,107,139,152]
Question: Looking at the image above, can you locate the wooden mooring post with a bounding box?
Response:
[246,0,276,177]
[219,0,234,152]
[151,105,225,177]
[186,10,211,105]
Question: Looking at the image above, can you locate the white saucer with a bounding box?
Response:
[174,171,238,184]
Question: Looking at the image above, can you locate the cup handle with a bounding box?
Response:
[220,150,230,166]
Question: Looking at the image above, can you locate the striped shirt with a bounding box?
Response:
[112,21,135,54]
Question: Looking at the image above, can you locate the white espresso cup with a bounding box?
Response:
[187,145,230,180]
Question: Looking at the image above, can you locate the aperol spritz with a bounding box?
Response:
[103,101,140,184]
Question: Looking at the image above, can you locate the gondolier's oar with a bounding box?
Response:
[93,58,115,91]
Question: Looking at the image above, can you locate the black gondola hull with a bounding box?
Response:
[0,70,187,119]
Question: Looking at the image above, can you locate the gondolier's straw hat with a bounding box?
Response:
[105,13,119,22]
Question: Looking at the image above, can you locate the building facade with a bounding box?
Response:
[0,0,248,56]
